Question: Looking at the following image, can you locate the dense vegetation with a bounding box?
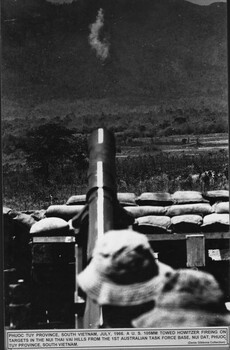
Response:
[2,0,228,209]
[4,135,228,210]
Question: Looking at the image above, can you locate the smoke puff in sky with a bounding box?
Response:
[89,9,110,61]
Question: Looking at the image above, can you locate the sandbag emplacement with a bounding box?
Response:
[203,190,229,204]
[136,193,173,206]
[201,213,230,232]
[172,191,208,204]
[170,215,203,233]
[46,205,84,220]
[166,203,213,217]
[30,217,70,236]
[117,192,137,206]
[11,212,37,230]
[213,202,229,214]
[124,206,167,218]
[134,215,171,234]
[66,195,86,205]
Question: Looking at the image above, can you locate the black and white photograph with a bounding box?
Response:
[1,0,230,348]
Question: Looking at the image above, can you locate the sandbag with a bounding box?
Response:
[117,192,137,206]
[66,194,86,205]
[28,210,46,221]
[11,212,37,230]
[46,205,84,220]
[134,215,171,234]
[124,206,166,218]
[170,215,203,233]
[136,193,173,206]
[21,210,46,220]
[66,193,137,206]
[30,217,70,236]
[201,213,229,232]
[203,190,229,204]
[213,202,229,214]
[172,191,208,204]
[166,203,213,217]
[3,207,12,215]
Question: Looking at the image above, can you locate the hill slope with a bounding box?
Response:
[1,0,228,130]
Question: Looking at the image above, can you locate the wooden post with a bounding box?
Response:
[186,234,205,267]
[75,244,85,329]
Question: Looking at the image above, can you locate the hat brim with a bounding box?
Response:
[132,307,230,328]
[77,261,173,306]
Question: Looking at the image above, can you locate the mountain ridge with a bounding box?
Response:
[1,0,228,120]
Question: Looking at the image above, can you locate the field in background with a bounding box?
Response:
[3,131,228,211]
[3,97,228,211]
[116,132,228,156]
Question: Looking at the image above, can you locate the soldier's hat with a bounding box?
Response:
[77,229,173,306]
[133,268,230,327]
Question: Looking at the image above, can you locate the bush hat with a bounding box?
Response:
[77,229,173,306]
[133,308,230,327]
[133,268,230,327]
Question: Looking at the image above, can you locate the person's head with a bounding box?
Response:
[133,268,230,328]
[77,229,173,327]
[155,268,226,312]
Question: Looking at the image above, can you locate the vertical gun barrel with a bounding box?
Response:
[81,128,117,328]
[86,128,117,260]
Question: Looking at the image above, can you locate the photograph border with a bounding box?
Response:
[2,0,230,349]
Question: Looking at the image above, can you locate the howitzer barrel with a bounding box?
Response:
[74,128,133,328]
[82,128,117,328]
[86,128,117,260]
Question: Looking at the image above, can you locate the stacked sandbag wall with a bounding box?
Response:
[3,190,229,328]
[129,190,229,298]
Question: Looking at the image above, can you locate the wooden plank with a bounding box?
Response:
[32,236,75,243]
[146,231,230,241]
[32,232,230,243]
[186,234,205,267]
